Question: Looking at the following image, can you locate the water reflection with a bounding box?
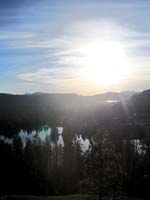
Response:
[19,129,36,146]
[0,128,145,155]
[76,134,90,152]
[0,126,91,153]
[0,135,13,145]
[57,127,64,147]
[19,126,51,146]
[0,126,63,147]
[123,139,146,155]
[37,126,51,141]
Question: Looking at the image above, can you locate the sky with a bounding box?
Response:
[0,0,150,95]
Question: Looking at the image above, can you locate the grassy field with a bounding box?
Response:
[3,195,83,200]
[1,195,145,200]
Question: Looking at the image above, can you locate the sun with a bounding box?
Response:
[78,40,132,86]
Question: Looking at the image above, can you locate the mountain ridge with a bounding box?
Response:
[0,90,137,99]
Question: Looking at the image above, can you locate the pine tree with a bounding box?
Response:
[81,129,126,200]
[12,136,24,194]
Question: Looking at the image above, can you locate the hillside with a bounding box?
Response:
[0,90,148,137]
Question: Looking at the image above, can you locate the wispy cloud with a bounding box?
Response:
[0,0,150,94]
[18,67,80,84]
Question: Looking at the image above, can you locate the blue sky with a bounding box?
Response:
[0,0,150,94]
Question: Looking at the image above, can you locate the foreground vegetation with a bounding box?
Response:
[3,195,145,200]
[5,194,82,200]
[1,90,150,199]
[0,129,140,199]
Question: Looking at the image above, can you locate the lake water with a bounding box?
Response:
[0,125,90,152]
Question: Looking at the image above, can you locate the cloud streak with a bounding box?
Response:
[0,0,150,94]
[18,67,80,84]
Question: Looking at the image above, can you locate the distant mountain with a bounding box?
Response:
[24,91,136,102]
[130,89,150,114]
[31,92,77,96]
[92,91,136,101]
[0,91,137,111]
[119,91,137,100]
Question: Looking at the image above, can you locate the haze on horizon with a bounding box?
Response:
[0,0,150,95]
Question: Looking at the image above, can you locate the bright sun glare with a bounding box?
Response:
[78,40,132,86]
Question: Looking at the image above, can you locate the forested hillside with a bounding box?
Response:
[0,90,150,199]
[0,91,135,136]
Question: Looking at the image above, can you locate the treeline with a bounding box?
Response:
[0,131,82,196]
[130,89,150,114]
[1,128,150,199]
